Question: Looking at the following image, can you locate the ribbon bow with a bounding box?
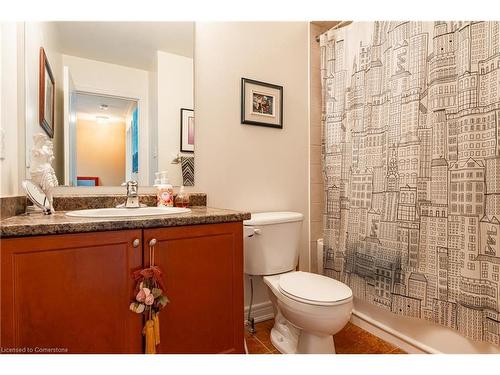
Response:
[132,266,166,291]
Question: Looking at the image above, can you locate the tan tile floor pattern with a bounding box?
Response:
[245,319,407,354]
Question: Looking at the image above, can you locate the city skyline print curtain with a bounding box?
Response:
[320,21,500,345]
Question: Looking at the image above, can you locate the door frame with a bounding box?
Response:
[63,66,77,186]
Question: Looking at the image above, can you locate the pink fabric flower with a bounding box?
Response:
[129,302,145,314]
[145,294,155,306]
[136,287,151,303]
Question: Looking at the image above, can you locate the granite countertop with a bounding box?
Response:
[0,207,251,238]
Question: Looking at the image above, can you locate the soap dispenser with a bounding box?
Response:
[155,171,174,207]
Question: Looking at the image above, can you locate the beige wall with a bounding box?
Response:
[148,68,158,185]
[76,119,125,186]
[195,22,310,310]
[0,22,25,197]
[25,22,64,183]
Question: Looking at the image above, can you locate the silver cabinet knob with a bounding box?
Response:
[149,238,157,247]
[132,238,140,248]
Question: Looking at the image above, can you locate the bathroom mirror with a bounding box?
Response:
[22,180,52,214]
[24,22,195,187]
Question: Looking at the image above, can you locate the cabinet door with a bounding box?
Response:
[1,230,143,353]
[144,223,244,354]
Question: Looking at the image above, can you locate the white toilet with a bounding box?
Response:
[244,212,353,354]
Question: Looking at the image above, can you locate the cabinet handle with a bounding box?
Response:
[132,238,140,248]
[149,238,157,267]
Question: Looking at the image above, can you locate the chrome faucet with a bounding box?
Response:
[117,180,144,208]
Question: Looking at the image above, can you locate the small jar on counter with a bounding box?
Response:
[175,186,189,208]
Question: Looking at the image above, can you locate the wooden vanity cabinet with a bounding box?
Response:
[0,230,143,353]
[0,222,245,354]
[144,222,244,354]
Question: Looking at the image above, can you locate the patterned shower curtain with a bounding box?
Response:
[320,21,500,346]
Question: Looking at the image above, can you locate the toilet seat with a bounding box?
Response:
[278,271,352,306]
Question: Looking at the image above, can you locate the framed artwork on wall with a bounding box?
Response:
[180,108,195,153]
[39,47,55,138]
[241,78,283,129]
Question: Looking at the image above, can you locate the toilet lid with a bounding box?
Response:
[278,271,352,306]
[244,212,304,226]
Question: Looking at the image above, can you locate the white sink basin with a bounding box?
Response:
[66,206,191,218]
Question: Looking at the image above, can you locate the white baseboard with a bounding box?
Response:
[244,301,274,324]
[351,309,440,354]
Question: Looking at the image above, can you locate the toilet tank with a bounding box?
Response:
[243,212,304,275]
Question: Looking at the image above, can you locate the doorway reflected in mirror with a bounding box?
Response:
[69,92,138,187]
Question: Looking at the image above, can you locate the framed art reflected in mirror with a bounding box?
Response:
[180,108,195,153]
[39,47,55,138]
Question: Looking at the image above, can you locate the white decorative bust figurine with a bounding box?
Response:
[30,133,59,211]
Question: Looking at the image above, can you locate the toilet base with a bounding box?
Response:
[296,331,336,354]
[269,311,336,354]
[269,310,300,353]
[270,327,297,354]
[270,326,337,354]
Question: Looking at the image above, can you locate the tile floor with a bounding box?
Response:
[245,319,407,354]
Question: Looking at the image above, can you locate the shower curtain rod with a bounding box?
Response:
[315,21,353,42]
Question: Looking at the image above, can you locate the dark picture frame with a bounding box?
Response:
[180,108,194,153]
[241,78,283,129]
[39,47,55,138]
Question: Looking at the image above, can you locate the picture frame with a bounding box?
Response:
[76,176,100,187]
[241,78,283,129]
[180,108,195,153]
[39,47,55,138]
